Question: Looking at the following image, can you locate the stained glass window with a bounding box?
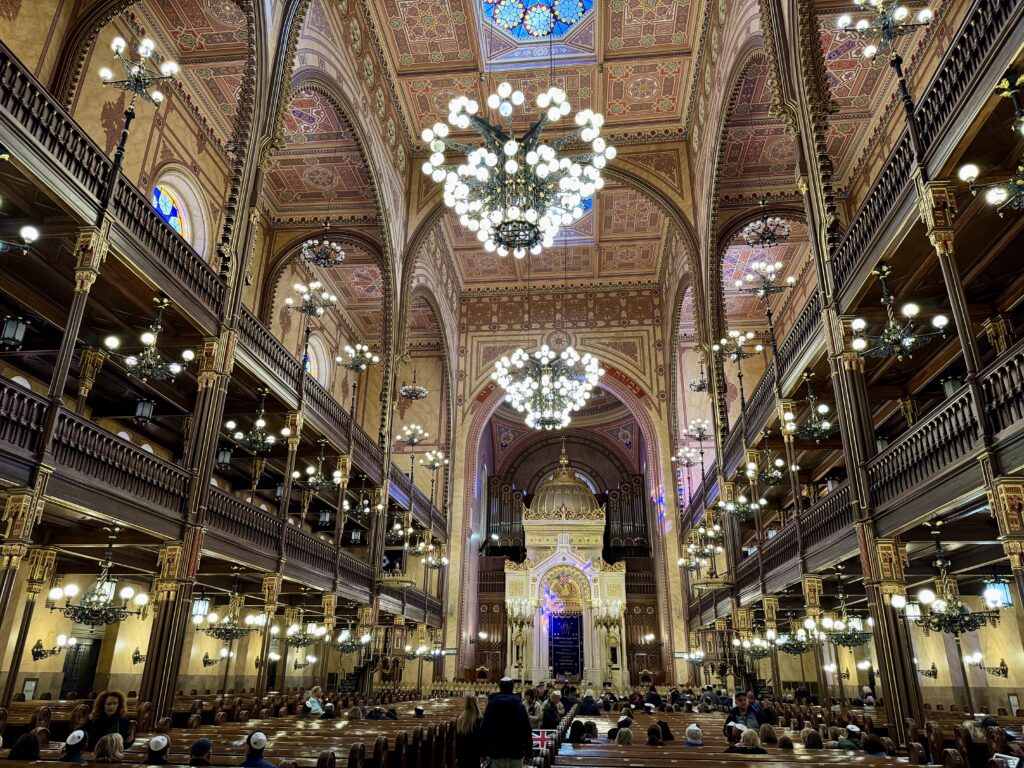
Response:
[484,0,593,40]
[151,186,186,237]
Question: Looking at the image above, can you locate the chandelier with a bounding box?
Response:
[750,433,785,487]
[735,258,796,298]
[850,264,948,360]
[49,528,148,628]
[958,74,1024,214]
[836,0,933,60]
[194,571,255,642]
[293,440,342,495]
[301,221,345,267]
[912,520,999,636]
[784,371,835,442]
[733,634,773,660]
[285,610,328,648]
[285,281,337,318]
[398,368,429,401]
[492,344,603,430]
[679,649,706,665]
[398,423,429,450]
[718,490,767,519]
[680,517,725,580]
[421,82,615,258]
[0,225,40,254]
[422,539,449,569]
[336,625,371,654]
[740,200,791,249]
[689,356,709,393]
[103,298,195,382]
[819,573,873,648]
[99,36,177,107]
[224,390,279,455]
[337,343,380,372]
[776,633,811,655]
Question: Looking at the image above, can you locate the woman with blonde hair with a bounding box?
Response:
[725,728,767,754]
[455,695,483,767]
[614,728,633,745]
[93,733,125,764]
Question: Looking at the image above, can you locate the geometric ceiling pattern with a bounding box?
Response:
[364,0,699,146]
[132,0,249,147]
[263,90,377,221]
[441,180,669,289]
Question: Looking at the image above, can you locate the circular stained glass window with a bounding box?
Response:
[484,0,592,39]
[151,186,186,237]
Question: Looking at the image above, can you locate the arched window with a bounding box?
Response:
[305,334,330,387]
[116,431,132,442]
[151,185,187,237]
[10,375,33,391]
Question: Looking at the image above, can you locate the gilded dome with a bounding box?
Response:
[524,440,604,520]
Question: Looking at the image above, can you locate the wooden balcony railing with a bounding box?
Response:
[237,309,304,393]
[866,387,980,510]
[801,482,853,550]
[761,520,799,576]
[206,488,283,552]
[340,550,373,584]
[735,552,761,592]
[51,408,189,514]
[981,339,1024,435]
[0,378,48,454]
[777,291,822,381]
[285,525,337,575]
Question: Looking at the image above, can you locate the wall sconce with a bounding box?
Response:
[31,635,77,661]
[914,658,938,678]
[823,662,850,680]
[132,647,146,665]
[967,652,1008,677]
[202,647,230,667]
[255,652,281,669]
[293,653,316,670]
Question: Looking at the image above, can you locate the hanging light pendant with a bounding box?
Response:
[422,81,615,258]
[492,344,603,430]
[301,221,345,267]
[740,199,791,249]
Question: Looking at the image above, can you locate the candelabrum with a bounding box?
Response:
[713,330,763,411]
[132,647,146,665]
[593,599,623,631]
[103,298,195,382]
[254,652,281,668]
[966,653,1008,677]
[0,225,39,254]
[850,264,948,360]
[784,371,835,442]
[203,648,230,667]
[914,659,938,678]
[835,0,932,62]
[301,221,345,267]
[31,635,77,661]
[285,281,337,318]
[293,653,317,670]
[958,74,1024,215]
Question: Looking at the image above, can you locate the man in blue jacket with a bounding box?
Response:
[482,677,533,768]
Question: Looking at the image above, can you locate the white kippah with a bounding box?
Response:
[66,730,85,747]
[249,732,268,750]
[149,735,169,751]
[734,723,747,733]
[847,724,861,733]
[500,676,513,682]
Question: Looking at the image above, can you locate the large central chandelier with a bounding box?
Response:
[492,344,603,430]
[421,82,615,258]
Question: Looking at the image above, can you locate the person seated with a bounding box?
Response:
[60,730,89,764]
[541,690,563,728]
[646,724,664,746]
[93,733,125,764]
[617,715,633,731]
[385,708,398,720]
[778,735,795,750]
[614,728,633,745]
[145,734,172,765]
[413,706,425,719]
[576,688,601,715]
[305,686,325,717]
[8,733,40,761]
[189,738,214,767]
[803,730,824,750]
[85,690,135,748]
[643,702,657,716]
[745,690,762,713]
[627,686,644,707]
[657,719,675,741]
[322,703,336,720]
[561,686,579,709]
[725,728,768,754]
[645,685,663,708]
[828,724,861,750]
[861,734,888,756]
[346,706,362,720]
[723,692,764,737]
[583,722,599,742]
[567,721,587,745]
[685,724,704,746]
[607,727,619,742]
[759,723,778,745]
[670,686,684,707]
[240,732,276,768]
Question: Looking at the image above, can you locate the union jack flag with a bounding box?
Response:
[532,729,557,753]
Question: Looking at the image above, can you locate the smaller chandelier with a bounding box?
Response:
[0,225,40,255]
[673,446,698,470]
[224,390,280,455]
[336,626,372,654]
[850,264,948,360]
[397,423,429,449]
[718,490,767,519]
[285,281,337,318]
[958,75,1024,213]
[784,371,835,442]
[422,540,449,569]
[99,36,177,107]
[740,200,791,249]
[688,357,709,393]
[687,418,711,443]
[492,344,603,431]
[733,634,773,660]
[104,298,195,382]
[735,258,796,298]
[749,431,785,487]
[195,573,254,643]
[420,449,448,474]
[712,330,763,363]
[836,0,933,60]
[337,342,380,372]
[776,632,811,656]
[398,368,429,401]
[285,612,328,648]
[817,574,873,648]
[49,528,149,628]
[293,440,342,495]
[301,221,345,267]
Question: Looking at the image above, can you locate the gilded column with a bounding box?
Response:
[802,575,830,707]
[254,574,281,695]
[0,478,49,618]
[277,410,304,520]
[74,347,107,413]
[1,546,56,705]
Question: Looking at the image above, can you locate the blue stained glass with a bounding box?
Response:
[151,186,186,237]
[484,0,592,40]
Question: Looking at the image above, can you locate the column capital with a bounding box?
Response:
[802,575,823,611]
[322,593,337,633]
[24,547,57,596]
[874,537,908,600]
[1002,540,1024,572]
[0,543,29,571]
[914,177,958,235]
[841,351,865,373]
[982,316,1015,354]
[762,595,779,622]
[987,477,1024,538]
[262,573,282,614]
[73,222,111,277]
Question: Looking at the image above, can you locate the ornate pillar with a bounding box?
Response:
[1,546,56,705]
[763,595,782,698]
[138,529,203,717]
[988,480,1024,602]
[277,410,304,519]
[74,347,107,413]
[254,574,281,695]
[803,575,830,707]
[0,478,49,618]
